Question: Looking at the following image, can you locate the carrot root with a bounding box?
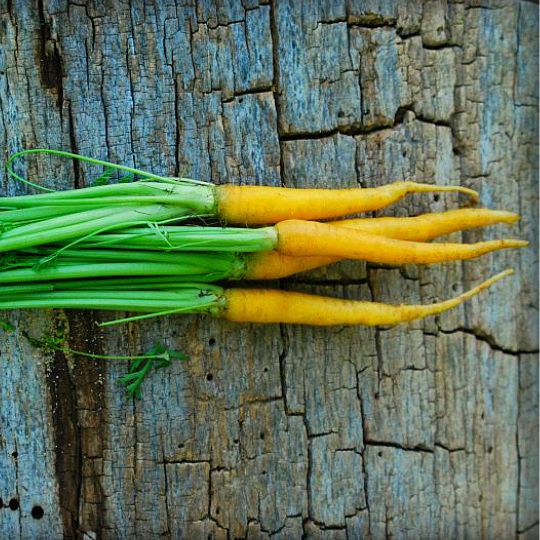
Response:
[244,252,339,280]
[221,270,514,325]
[334,208,520,242]
[245,209,521,279]
[275,220,528,265]
[215,181,479,224]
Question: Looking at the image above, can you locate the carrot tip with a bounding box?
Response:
[506,212,521,224]
[413,183,480,202]
[456,186,480,203]
[504,239,528,248]
[486,268,514,282]
[457,268,514,300]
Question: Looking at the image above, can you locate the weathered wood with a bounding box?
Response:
[0,1,537,538]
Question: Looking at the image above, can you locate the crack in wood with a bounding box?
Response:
[438,325,539,357]
[44,319,81,538]
[37,0,64,108]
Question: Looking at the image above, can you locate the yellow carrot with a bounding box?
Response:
[215,182,478,224]
[245,208,520,279]
[274,220,527,265]
[244,251,337,280]
[334,208,519,241]
[222,270,513,325]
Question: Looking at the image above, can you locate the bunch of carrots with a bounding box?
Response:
[0,149,527,328]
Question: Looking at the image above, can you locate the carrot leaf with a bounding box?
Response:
[117,342,188,399]
[28,333,187,400]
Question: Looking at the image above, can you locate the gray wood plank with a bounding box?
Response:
[0,0,537,538]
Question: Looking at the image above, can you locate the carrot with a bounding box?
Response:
[215,182,479,224]
[5,150,479,231]
[245,208,521,279]
[1,271,514,327]
[1,213,524,285]
[3,149,525,399]
[245,251,337,280]
[332,208,519,241]
[274,220,527,265]
[221,270,513,325]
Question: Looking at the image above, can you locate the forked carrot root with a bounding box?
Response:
[245,209,521,279]
[216,181,479,224]
[274,220,527,265]
[245,251,338,280]
[222,270,513,325]
[333,208,519,241]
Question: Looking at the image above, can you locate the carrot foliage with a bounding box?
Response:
[34,334,188,399]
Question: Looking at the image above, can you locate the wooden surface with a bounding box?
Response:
[0,1,538,538]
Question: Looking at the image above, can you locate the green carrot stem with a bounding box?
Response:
[0,276,216,292]
[0,286,224,314]
[18,248,243,267]
[0,260,242,283]
[0,206,87,223]
[5,148,211,190]
[1,181,169,201]
[0,206,121,239]
[1,194,211,208]
[0,205,183,252]
[80,226,278,252]
[0,284,54,294]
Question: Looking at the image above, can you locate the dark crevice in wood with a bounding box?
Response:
[174,75,181,178]
[45,319,81,539]
[434,442,466,453]
[422,42,459,51]
[303,518,347,532]
[279,128,343,142]
[278,323,291,415]
[12,441,22,532]
[365,439,434,453]
[0,89,9,190]
[279,103,417,142]
[161,454,171,537]
[269,0,285,187]
[438,326,539,357]
[307,430,337,439]
[346,15,397,29]
[207,459,213,531]
[221,86,273,103]
[159,458,211,465]
[357,389,372,535]
[98,66,109,159]
[124,15,137,168]
[464,4,498,11]
[67,103,80,188]
[365,266,383,396]
[518,520,540,534]
[394,105,414,124]
[395,104,453,129]
[37,0,64,109]
[264,514,302,537]
[414,114,452,128]
[65,310,106,538]
[208,468,230,535]
[278,122,392,142]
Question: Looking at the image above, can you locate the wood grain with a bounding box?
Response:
[0,1,537,538]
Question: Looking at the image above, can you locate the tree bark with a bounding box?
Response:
[0,1,538,538]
